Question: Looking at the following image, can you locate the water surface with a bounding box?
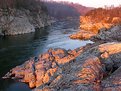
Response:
[0,19,93,91]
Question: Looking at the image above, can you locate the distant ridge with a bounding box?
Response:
[43,1,94,19]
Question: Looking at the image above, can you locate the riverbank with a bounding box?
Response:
[0,8,52,36]
[70,7,121,40]
[2,5,121,91]
[2,18,121,90]
[3,18,121,91]
[0,19,95,91]
[3,16,121,90]
[3,41,121,90]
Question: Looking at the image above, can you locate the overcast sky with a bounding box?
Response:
[54,0,121,8]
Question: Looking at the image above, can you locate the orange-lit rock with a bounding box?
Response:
[112,17,121,24]
[80,16,113,33]
[70,15,121,41]
[3,48,83,88]
[76,56,103,84]
[70,16,113,40]
[3,42,121,90]
[69,30,96,40]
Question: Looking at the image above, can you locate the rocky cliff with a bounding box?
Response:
[0,9,51,36]
[3,3,121,91]
[81,7,121,33]
[91,24,121,42]
[79,16,113,33]
[0,0,52,36]
[70,7,121,40]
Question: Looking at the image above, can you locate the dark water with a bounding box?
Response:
[0,19,93,91]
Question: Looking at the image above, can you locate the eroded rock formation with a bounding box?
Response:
[3,42,121,91]
[80,16,113,33]
[70,7,121,40]
[0,9,52,36]
[91,25,121,42]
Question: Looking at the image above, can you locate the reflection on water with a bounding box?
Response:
[0,19,93,91]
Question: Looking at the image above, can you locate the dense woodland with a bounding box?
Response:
[85,7,121,23]
[0,0,47,12]
[0,0,93,19]
[43,1,93,19]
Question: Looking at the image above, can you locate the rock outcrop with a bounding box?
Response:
[70,7,121,40]
[0,9,52,36]
[3,42,121,91]
[3,48,83,88]
[80,16,113,33]
[91,25,121,42]
[69,30,96,40]
[69,16,113,40]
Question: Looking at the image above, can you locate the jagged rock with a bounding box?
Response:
[69,30,96,40]
[3,48,83,88]
[92,25,121,42]
[102,66,121,91]
[76,56,104,84]
[80,16,113,33]
[70,15,121,40]
[3,42,121,90]
[0,9,52,35]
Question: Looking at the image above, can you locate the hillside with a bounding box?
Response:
[70,6,121,40]
[43,1,93,19]
[80,7,121,33]
[85,7,121,23]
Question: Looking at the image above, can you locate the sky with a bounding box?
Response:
[54,0,121,8]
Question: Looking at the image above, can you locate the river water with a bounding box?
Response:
[0,19,93,91]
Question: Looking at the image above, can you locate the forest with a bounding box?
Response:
[43,0,93,19]
[0,0,47,12]
[85,7,121,23]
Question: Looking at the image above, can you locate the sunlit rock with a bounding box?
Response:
[70,30,96,40]
[3,42,121,90]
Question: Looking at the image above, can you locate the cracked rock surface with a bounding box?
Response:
[3,42,121,91]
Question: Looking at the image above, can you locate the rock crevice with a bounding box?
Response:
[3,42,121,91]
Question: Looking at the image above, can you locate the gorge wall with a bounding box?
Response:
[0,0,51,36]
[3,3,121,91]
[70,7,121,40]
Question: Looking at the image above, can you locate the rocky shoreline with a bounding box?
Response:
[0,9,52,36]
[70,12,121,40]
[3,6,121,91]
[3,41,121,91]
[3,12,121,90]
[70,24,121,41]
[69,30,96,40]
[3,13,121,90]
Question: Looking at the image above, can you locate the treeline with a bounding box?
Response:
[85,7,121,23]
[43,1,93,19]
[0,0,47,12]
[44,1,80,19]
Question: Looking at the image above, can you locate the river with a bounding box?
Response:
[0,19,93,91]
